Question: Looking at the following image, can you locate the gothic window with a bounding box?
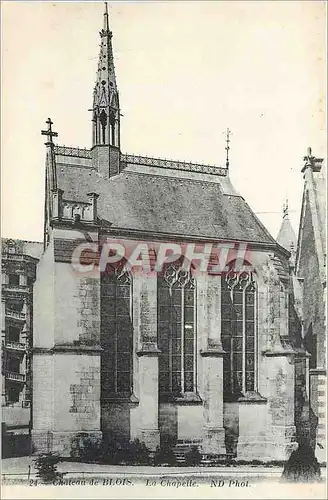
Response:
[101,264,133,397]
[221,269,257,400]
[99,110,108,144]
[158,263,196,398]
[109,110,116,146]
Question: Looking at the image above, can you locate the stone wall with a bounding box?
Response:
[300,192,325,367]
[32,230,102,456]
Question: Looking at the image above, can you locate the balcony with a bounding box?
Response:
[3,341,26,353]
[2,284,31,296]
[5,310,26,322]
[4,371,26,383]
[2,253,38,264]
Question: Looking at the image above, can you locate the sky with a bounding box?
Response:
[1,1,326,243]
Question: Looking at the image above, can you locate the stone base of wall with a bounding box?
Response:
[138,429,160,451]
[201,427,226,455]
[264,425,297,461]
[236,437,269,461]
[236,426,297,461]
[32,430,102,457]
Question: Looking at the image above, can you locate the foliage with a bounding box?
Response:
[184,446,202,466]
[153,441,177,466]
[70,434,102,463]
[100,434,151,465]
[124,439,151,465]
[34,453,62,483]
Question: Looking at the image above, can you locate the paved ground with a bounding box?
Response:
[2,456,285,481]
[2,456,326,480]
[2,457,326,500]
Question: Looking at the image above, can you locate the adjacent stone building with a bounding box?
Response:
[29,5,315,462]
[1,238,42,456]
[295,148,326,462]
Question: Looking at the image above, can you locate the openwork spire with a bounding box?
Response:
[283,199,289,219]
[277,199,296,252]
[92,2,120,147]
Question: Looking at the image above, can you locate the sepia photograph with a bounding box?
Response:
[1,1,326,498]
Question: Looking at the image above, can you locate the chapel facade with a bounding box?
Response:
[31,5,312,461]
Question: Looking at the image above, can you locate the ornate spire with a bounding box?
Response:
[41,117,58,191]
[224,128,231,169]
[92,2,120,148]
[41,118,59,247]
[277,199,296,253]
[103,1,110,35]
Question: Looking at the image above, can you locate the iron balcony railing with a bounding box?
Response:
[4,341,26,352]
[54,145,92,159]
[120,153,228,176]
[2,284,31,295]
[4,371,26,383]
[5,310,26,321]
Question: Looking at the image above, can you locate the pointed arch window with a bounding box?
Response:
[101,263,133,398]
[157,263,196,399]
[221,269,257,400]
[109,110,116,146]
[99,110,108,144]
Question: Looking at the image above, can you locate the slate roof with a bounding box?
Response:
[57,162,277,245]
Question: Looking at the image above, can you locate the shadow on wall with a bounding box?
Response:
[101,404,131,442]
[159,404,178,445]
[223,403,239,458]
[2,425,32,458]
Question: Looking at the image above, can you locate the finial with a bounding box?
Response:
[283,198,289,219]
[41,118,58,146]
[103,2,109,32]
[302,145,323,174]
[224,128,231,169]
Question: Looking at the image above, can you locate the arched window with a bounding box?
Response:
[99,110,108,145]
[101,264,133,397]
[109,110,116,146]
[157,263,196,398]
[221,269,257,400]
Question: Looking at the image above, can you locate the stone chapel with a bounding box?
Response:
[32,4,311,461]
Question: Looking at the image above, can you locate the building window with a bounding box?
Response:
[7,300,24,312]
[6,356,20,373]
[27,276,34,287]
[6,384,21,404]
[7,325,20,343]
[8,274,20,286]
[221,269,257,400]
[101,264,133,396]
[158,263,196,398]
[99,110,107,144]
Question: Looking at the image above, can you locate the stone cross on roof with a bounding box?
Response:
[41,118,58,146]
[41,118,58,191]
